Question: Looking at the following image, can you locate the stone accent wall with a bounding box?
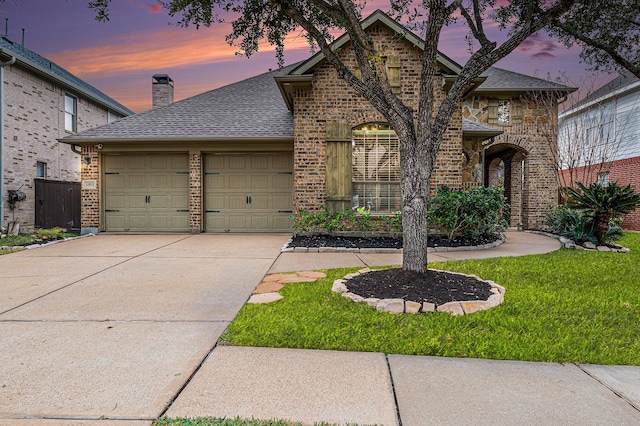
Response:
[80,146,99,231]
[463,93,559,229]
[189,152,202,233]
[292,23,463,213]
[2,64,112,230]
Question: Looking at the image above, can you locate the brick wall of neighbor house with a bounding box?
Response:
[559,156,640,231]
[2,65,111,230]
[463,93,559,229]
[292,23,463,213]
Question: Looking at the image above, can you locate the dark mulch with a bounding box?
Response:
[345,268,494,305]
[288,233,499,249]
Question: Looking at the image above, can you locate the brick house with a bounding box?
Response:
[0,35,132,234]
[62,11,571,235]
[559,72,640,230]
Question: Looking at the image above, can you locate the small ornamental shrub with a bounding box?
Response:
[427,186,510,240]
[567,182,640,244]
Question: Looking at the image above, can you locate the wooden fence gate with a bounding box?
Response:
[34,179,81,233]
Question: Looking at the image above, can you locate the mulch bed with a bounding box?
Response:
[288,233,499,249]
[345,268,494,305]
[290,233,501,305]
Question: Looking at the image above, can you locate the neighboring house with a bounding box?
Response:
[0,35,133,234]
[63,10,572,235]
[559,72,640,230]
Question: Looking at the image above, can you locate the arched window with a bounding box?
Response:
[351,124,401,212]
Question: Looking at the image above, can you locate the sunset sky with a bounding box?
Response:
[0,0,613,113]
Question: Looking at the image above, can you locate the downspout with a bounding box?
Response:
[0,54,16,232]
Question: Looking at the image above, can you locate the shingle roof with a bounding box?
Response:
[571,71,640,109]
[0,36,133,116]
[462,118,502,137]
[476,67,575,93]
[63,64,298,142]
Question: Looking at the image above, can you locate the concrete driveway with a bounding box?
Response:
[0,234,289,423]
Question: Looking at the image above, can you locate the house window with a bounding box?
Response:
[107,110,121,123]
[352,124,401,213]
[64,94,77,132]
[36,161,47,179]
[498,100,511,124]
[598,172,610,187]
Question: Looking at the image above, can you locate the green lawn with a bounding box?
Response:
[220,233,640,366]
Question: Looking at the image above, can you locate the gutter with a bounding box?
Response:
[0,54,16,232]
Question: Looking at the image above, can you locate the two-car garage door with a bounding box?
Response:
[103,153,292,233]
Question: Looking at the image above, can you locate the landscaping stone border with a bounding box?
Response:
[247,271,328,304]
[280,234,506,253]
[527,230,630,253]
[0,233,93,251]
[332,268,505,316]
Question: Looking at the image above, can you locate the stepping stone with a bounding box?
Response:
[247,293,283,304]
[297,271,327,279]
[262,274,293,283]
[278,275,319,283]
[253,281,284,294]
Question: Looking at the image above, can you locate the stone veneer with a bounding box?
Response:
[332,268,505,315]
[463,93,559,229]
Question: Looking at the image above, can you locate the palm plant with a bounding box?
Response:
[567,182,640,244]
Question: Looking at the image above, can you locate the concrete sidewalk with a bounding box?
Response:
[2,231,639,425]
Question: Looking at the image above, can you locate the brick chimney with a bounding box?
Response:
[152,74,174,108]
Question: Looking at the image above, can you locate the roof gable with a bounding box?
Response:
[289,9,462,76]
[0,36,133,116]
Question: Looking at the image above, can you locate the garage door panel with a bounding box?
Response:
[273,175,293,189]
[251,156,269,170]
[229,157,247,170]
[207,195,225,210]
[204,153,292,233]
[229,216,247,230]
[250,216,269,231]
[229,175,247,189]
[251,175,269,190]
[129,157,146,170]
[103,154,189,232]
[128,175,147,189]
[251,195,269,210]
[129,195,147,209]
[273,216,292,231]
[272,195,292,210]
[229,196,247,210]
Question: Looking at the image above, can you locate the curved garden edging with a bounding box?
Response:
[332,268,505,316]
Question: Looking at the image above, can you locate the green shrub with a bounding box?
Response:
[427,186,510,240]
[290,207,400,234]
[568,182,640,244]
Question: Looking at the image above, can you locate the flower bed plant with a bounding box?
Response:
[291,186,510,241]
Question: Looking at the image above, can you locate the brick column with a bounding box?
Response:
[189,151,202,233]
[80,146,99,234]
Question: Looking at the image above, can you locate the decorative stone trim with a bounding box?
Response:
[527,230,630,253]
[281,234,506,253]
[332,268,505,315]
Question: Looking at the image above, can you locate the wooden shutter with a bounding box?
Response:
[325,121,352,213]
[488,98,499,124]
[386,56,401,94]
[511,98,524,124]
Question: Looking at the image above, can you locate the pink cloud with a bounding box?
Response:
[147,4,162,14]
